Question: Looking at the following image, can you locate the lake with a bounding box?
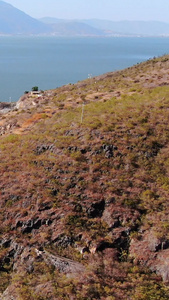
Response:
[0,36,169,102]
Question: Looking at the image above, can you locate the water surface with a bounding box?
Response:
[0,36,169,102]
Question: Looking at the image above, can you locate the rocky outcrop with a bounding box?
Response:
[40,249,85,274]
[11,217,53,233]
[0,102,15,114]
[0,285,19,300]
[155,250,169,282]
[130,229,169,282]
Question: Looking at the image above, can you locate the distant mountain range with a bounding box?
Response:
[0,0,169,36]
[48,21,104,36]
[40,17,169,36]
[84,19,169,36]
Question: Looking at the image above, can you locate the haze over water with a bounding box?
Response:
[1,36,169,102]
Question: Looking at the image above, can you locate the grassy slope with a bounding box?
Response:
[0,56,169,299]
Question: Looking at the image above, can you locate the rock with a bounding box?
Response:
[102,204,140,230]
[94,241,114,252]
[1,285,19,300]
[21,217,51,234]
[38,202,52,212]
[130,229,169,282]
[0,239,11,248]
[35,144,54,155]
[52,234,74,248]
[102,144,114,158]
[86,199,105,218]
[15,220,23,228]
[42,250,85,274]
[155,249,169,282]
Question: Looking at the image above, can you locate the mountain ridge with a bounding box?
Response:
[40,17,169,36]
[0,0,51,34]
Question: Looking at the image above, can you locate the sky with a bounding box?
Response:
[3,0,169,23]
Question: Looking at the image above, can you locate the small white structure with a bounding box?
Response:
[30,91,42,97]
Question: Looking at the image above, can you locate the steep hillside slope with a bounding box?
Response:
[0,56,169,299]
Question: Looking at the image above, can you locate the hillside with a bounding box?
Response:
[0,1,50,35]
[0,56,169,299]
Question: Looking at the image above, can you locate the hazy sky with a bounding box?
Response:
[4,0,169,22]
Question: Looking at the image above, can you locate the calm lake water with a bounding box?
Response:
[0,36,169,102]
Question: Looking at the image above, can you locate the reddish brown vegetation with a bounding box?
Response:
[0,56,169,299]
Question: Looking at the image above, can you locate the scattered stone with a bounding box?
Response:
[53,234,74,248]
[86,199,105,218]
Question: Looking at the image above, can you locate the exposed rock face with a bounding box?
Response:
[41,249,85,274]
[102,203,140,231]
[155,250,169,282]
[130,229,169,282]
[1,285,19,300]
[0,102,14,114]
